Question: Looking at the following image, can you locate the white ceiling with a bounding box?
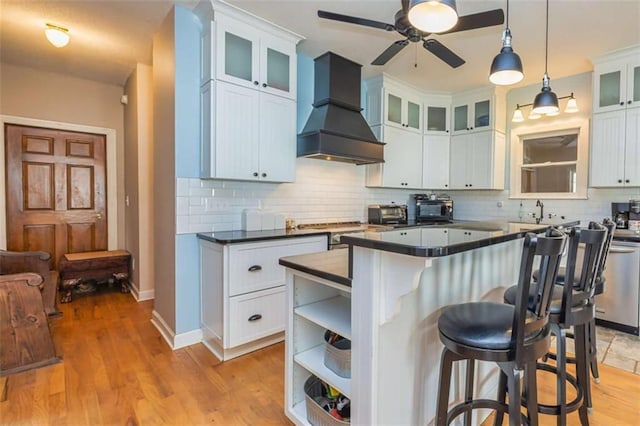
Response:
[1,0,639,92]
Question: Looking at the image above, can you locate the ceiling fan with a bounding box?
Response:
[318,0,504,68]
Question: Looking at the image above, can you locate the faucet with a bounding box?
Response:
[535,200,544,224]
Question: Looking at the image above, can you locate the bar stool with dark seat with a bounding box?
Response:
[435,229,567,426]
[502,222,608,425]
[533,218,616,390]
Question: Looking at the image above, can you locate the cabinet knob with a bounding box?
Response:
[629,100,633,105]
[253,172,259,177]
[469,184,472,187]
[445,184,448,188]
[618,179,623,183]
[262,172,267,178]
[254,81,259,86]
[248,314,262,322]
[248,265,262,272]
[620,102,625,106]
[466,127,470,131]
[465,184,469,187]
[446,130,449,133]
[470,127,474,130]
[626,179,630,183]
[262,83,267,88]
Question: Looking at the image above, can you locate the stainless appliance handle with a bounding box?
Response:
[609,247,636,254]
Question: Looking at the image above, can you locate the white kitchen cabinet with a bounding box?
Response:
[285,267,352,425]
[422,134,450,189]
[200,7,302,182]
[213,12,298,100]
[200,235,327,361]
[420,228,450,246]
[451,86,506,135]
[590,107,640,187]
[366,125,423,189]
[590,46,640,188]
[447,229,500,245]
[592,46,640,114]
[364,74,422,133]
[201,80,296,182]
[449,130,506,190]
[424,95,451,135]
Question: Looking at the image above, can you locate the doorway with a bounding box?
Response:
[1,115,119,261]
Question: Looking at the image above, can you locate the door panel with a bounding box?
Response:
[5,124,107,268]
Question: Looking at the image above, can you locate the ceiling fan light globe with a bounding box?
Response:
[408,0,458,33]
[489,46,524,85]
[45,24,70,48]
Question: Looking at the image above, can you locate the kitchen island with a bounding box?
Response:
[280,220,578,426]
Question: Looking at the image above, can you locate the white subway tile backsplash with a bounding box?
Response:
[175,159,637,235]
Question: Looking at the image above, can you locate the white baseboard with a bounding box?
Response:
[150,310,203,350]
[128,281,155,301]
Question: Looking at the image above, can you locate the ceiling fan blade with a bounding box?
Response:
[440,9,504,34]
[372,40,410,65]
[423,39,465,68]
[318,10,395,31]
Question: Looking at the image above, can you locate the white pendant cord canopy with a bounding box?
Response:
[532,0,559,114]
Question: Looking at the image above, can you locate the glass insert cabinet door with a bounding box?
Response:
[387,93,402,125]
[599,70,622,109]
[632,64,640,104]
[474,100,490,129]
[426,106,448,132]
[453,104,468,132]
[225,32,253,83]
[266,48,290,93]
[406,100,420,130]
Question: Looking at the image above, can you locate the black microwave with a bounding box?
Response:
[414,195,453,223]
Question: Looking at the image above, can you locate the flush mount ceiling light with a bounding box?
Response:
[531,0,558,114]
[45,23,70,48]
[408,0,458,33]
[489,0,523,85]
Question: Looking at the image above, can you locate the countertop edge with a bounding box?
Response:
[197,229,330,244]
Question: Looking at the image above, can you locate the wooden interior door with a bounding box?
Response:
[5,124,107,269]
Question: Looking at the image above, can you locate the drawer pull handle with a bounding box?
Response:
[248,265,262,272]
[248,314,262,322]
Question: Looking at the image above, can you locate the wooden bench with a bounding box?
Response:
[58,250,131,303]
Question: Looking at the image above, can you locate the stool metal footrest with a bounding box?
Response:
[446,399,528,426]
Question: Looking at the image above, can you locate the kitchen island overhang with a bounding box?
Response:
[281,220,578,426]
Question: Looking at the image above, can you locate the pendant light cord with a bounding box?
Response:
[506,0,509,28]
[544,0,549,75]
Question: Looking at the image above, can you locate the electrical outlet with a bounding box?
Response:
[496,201,503,208]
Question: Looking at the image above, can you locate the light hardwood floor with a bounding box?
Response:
[1,290,639,425]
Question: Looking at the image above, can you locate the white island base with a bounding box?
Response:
[284,238,524,426]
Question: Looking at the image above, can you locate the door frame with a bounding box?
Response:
[0,115,119,251]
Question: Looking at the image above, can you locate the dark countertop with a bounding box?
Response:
[197,228,330,244]
[279,249,351,287]
[341,220,580,257]
[612,229,640,243]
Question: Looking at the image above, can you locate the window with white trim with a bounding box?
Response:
[510,119,589,199]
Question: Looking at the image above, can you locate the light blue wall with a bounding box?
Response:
[174,5,202,334]
[175,6,202,178]
[297,54,314,133]
[175,234,200,333]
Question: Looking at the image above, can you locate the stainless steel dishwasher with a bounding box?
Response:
[595,240,640,335]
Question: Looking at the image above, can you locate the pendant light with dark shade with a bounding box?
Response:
[532,0,559,114]
[408,0,458,33]
[489,0,523,85]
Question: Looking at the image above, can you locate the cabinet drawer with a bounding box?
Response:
[228,286,285,348]
[228,236,326,296]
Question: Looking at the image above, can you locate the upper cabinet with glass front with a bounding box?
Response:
[451,86,506,135]
[423,95,451,135]
[209,12,298,100]
[364,74,423,133]
[592,46,640,114]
